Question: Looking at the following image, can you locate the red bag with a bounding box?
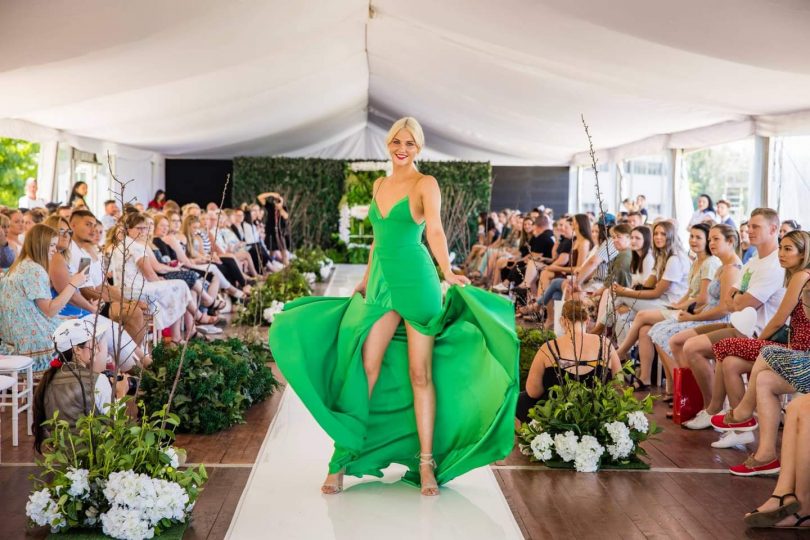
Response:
[672,367,704,425]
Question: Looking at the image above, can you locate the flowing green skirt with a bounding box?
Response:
[268,285,518,486]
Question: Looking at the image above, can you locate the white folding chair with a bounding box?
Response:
[0,355,35,446]
[0,375,16,460]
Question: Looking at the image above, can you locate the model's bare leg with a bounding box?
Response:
[404,321,439,496]
[322,311,401,494]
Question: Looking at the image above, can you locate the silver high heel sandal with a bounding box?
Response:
[321,470,344,495]
[419,453,439,497]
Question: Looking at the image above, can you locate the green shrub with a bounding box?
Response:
[140,338,280,434]
[516,326,556,390]
[234,267,312,326]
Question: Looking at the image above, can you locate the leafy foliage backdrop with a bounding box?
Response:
[0,137,39,206]
[233,157,492,256]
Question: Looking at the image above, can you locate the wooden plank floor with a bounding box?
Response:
[0,279,798,539]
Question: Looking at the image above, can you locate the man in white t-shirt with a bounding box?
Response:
[100,200,120,232]
[682,208,784,429]
[17,177,47,209]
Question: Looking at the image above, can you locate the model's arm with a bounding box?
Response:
[421,176,469,287]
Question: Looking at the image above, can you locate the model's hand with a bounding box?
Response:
[444,272,470,287]
[353,281,367,297]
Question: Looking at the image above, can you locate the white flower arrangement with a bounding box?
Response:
[349,204,370,221]
[605,421,634,461]
[553,431,579,463]
[262,300,285,324]
[338,204,351,244]
[627,411,649,434]
[530,432,554,461]
[26,489,66,532]
[65,467,90,499]
[349,160,391,173]
[574,435,605,473]
[163,447,180,469]
[303,272,317,284]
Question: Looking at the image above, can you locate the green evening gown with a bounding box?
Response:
[268,194,519,487]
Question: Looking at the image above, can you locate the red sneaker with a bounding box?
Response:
[729,456,780,477]
[710,412,758,432]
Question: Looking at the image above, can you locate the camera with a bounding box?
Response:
[102,370,139,396]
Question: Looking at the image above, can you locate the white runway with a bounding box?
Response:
[226,264,524,540]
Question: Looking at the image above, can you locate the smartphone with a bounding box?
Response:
[78,257,91,273]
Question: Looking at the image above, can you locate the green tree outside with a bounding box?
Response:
[0,137,40,207]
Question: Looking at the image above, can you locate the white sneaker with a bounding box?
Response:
[492,283,509,293]
[711,430,755,449]
[197,325,223,335]
[683,409,713,430]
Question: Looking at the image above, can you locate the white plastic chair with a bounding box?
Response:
[0,375,16,460]
[0,355,35,446]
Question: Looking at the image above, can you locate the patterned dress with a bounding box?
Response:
[713,301,810,362]
[761,345,810,393]
[0,259,59,371]
[649,264,730,356]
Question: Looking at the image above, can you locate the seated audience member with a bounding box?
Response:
[0,224,88,371]
[679,208,786,429]
[635,194,649,223]
[739,221,757,264]
[257,191,291,263]
[213,211,258,277]
[473,213,521,285]
[100,200,120,232]
[742,393,810,529]
[196,212,251,290]
[626,211,643,229]
[18,177,47,209]
[178,214,247,300]
[780,219,801,240]
[697,231,810,461]
[594,220,690,352]
[614,223,720,389]
[48,211,151,370]
[689,193,717,226]
[110,212,196,343]
[56,205,73,220]
[69,210,149,348]
[629,225,655,286]
[493,215,549,293]
[0,214,15,269]
[2,208,24,255]
[148,189,166,210]
[23,207,47,233]
[69,181,88,209]
[568,221,611,292]
[574,224,634,324]
[230,207,275,273]
[464,212,500,273]
[515,300,621,424]
[716,199,736,228]
[490,216,533,290]
[517,218,572,302]
[644,224,742,406]
[32,319,133,453]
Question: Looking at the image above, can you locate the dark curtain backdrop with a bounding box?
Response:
[165,159,233,208]
[490,166,569,215]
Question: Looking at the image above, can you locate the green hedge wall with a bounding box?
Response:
[233,157,345,248]
[232,157,491,255]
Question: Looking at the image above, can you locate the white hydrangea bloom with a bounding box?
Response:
[605,421,634,460]
[574,435,605,473]
[262,300,285,324]
[529,419,541,430]
[627,411,649,434]
[530,432,554,461]
[518,443,532,456]
[101,506,154,540]
[66,467,90,498]
[338,205,351,244]
[303,272,317,284]
[349,205,370,220]
[26,489,66,532]
[553,431,579,462]
[319,265,332,280]
[163,447,180,468]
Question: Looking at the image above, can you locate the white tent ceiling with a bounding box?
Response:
[2,0,810,165]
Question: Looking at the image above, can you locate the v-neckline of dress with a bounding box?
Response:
[374,195,408,220]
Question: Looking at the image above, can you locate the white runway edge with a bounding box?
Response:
[226,264,524,540]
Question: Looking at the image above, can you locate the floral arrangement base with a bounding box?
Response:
[48,522,187,539]
[542,455,650,471]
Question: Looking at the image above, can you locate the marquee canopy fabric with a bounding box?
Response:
[2,0,810,165]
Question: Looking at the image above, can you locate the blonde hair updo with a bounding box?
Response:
[386,117,425,151]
